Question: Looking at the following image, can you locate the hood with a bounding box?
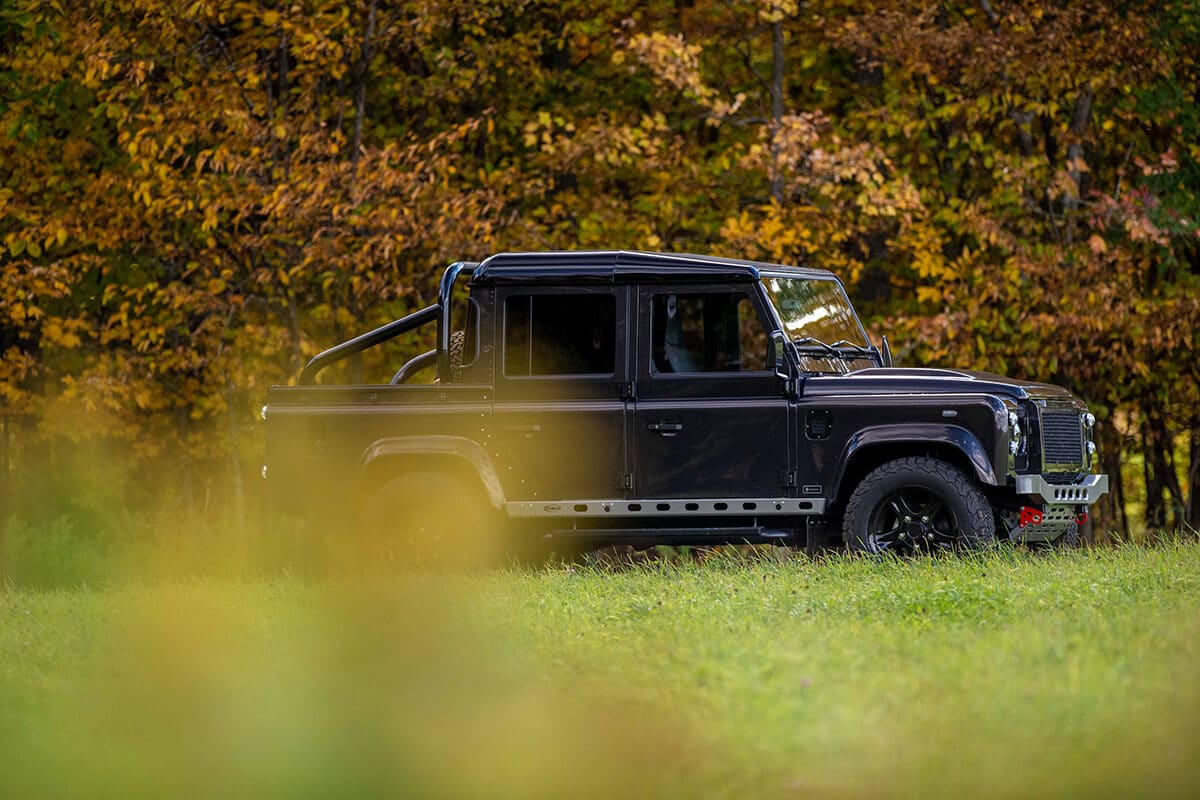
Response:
[801,367,1082,404]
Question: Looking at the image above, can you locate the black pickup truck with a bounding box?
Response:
[264,251,1108,559]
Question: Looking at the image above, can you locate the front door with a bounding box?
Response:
[632,283,792,500]
[492,286,630,504]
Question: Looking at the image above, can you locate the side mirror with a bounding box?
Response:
[880,334,894,368]
[770,330,791,380]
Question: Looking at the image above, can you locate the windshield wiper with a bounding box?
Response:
[794,337,881,363]
[793,336,840,358]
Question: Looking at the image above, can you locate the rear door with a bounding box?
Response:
[632,283,791,500]
[492,285,631,504]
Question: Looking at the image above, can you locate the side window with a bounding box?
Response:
[651,291,769,374]
[504,293,617,376]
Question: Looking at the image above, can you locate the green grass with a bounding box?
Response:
[2,542,1198,799]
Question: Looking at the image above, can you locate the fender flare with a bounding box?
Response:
[831,423,1000,500]
[361,435,505,510]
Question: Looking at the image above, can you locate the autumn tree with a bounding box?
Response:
[0,0,1196,535]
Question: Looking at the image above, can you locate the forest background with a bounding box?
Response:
[1,0,1198,550]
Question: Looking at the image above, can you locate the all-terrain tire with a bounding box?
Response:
[1051,522,1081,548]
[1029,521,1079,550]
[843,457,996,554]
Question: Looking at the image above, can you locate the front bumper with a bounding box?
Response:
[1014,473,1109,505]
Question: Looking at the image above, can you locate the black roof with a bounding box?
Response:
[471,250,839,285]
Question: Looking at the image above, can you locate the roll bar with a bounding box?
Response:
[297,262,475,385]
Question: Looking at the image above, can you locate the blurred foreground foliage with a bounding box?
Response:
[1,543,1198,797]
[0,0,1198,535]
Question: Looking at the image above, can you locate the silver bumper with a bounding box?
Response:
[1014,473,1109,505]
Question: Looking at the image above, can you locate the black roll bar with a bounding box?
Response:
[436,262,473,381]
[298,303,440,385]
[296,262,475,385]
[390,348,437,385]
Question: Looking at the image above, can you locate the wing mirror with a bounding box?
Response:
[770,330,790,380]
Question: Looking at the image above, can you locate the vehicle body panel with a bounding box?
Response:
[264,250,1107,548]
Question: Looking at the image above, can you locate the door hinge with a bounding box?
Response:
[618,472,634,490]
[616,381,637,401]
[779,470,797,489]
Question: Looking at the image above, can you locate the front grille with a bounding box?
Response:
[1040,410,1084,468]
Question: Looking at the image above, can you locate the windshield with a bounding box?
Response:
[760,275,873,373]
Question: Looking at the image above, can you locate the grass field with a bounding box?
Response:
[2,540,1198,799]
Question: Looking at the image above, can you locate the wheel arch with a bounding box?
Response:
[360,435,505,510]
[830,425,998,512]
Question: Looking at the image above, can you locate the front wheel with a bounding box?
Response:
[843,457,995,554]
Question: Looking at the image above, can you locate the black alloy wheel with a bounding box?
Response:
[866,485,959,553]
[843,456,996,554]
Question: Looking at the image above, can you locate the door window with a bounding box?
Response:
[504,294,617,376]
[650,291,769,374]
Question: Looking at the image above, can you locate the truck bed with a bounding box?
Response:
[265,384,493,515]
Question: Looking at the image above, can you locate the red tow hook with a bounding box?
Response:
[1019,506,1044,527]
[1075,509,1089,525]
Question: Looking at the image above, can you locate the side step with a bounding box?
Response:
[539,526,797,547]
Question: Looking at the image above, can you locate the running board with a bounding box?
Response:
[508,497,826,518]
[539,526,797,547]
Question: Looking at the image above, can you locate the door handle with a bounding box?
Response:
[506,424,542,433]
[647,422,683,433]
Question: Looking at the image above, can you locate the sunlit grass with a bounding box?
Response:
[1,541,1198,798]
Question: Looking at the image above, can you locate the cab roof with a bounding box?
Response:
[470,250,839,285]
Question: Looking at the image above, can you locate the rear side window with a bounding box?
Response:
[650,291,769,374]
[504,294,616,376]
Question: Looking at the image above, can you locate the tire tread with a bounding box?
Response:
[842,456,995,552]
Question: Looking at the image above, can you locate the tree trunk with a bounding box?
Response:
[287,294,304,374]
[769,19,784,203]
[1186,426,1199,534]
[1142,417,1165,531]
[352,0,378,165]
[176,406,194,512]
[1063,86,1093,243]
[1097,423,1127,540]
[0,415,8,509]
[1151,411,1186,531]
[225,381,245,525]
[0,415,8,556]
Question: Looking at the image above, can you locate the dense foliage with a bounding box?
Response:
[1,0,1197,534]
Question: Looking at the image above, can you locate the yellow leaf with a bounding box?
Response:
[916,286,942,304]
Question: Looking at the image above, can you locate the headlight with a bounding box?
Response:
[1082,412,1095,428]
[1007,411,1022,442]
[1006,408,1024,458]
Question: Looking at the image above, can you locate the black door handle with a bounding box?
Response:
[647,422,684,433]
